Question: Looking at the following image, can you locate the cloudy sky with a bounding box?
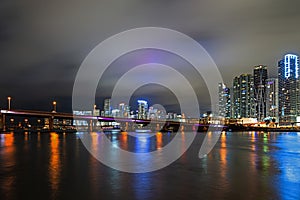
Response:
[1,0,300,113]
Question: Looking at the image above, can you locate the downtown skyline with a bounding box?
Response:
[2,2,300,200]
[1,1,300,113]
[1,51,300,115]
[219,53,300,124]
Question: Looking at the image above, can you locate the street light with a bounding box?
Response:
[53,101,57,112]
[7,96,11,110]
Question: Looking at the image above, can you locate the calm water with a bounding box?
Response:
[1,131,300,200]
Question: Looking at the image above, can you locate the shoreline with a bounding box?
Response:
[1,126,300,134]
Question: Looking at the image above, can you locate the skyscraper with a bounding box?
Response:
[218,83,231,118]
[232,74,256,119]
[137,100,148,119]
[253,65,268,121]
[118,103,130,118]
[266,78,279,121]
[148,106,158,119]
[104,98,112,117]
[278,54,300,124]
[118,103,125,117]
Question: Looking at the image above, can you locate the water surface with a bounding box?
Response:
[0,131,300,200]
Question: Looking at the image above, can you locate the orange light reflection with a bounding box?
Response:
[156,132,162,149]
[120,132,128,150]
[220,132,227,178]
[1,133,16,199]
[49,132,61,197]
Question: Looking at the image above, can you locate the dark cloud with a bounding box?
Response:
[1,0,300,113]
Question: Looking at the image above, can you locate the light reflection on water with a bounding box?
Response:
[49,132,61,199]
[0,133,16,199]
[272,133,300,200]
[0,131,300,199]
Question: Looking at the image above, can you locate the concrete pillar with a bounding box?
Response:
[0,114,5,131]
[49,116,54,131]
[88,119,93,132]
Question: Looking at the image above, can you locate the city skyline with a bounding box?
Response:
[1,52,300,115]
[1,1,300,113]
[1,2,300,200]
[219,53,300,124]
[4,52,290,122]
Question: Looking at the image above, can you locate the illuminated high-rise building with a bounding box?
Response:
[104,98,112,117]
[148,106,158,119]
[278,54,300,124]
[118,103,130,118]
[118,103,125,117]
[253,65,268,121]
[111,109,120,117]
[232,74,256,118]
[137,100,148,119]
[218,83,231,118]
[266,78,279,121]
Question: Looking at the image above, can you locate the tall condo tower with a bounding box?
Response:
[278,54,300,124]
[137,100,148,119]
[104,98,112,117]
[266,78,279,121]
[253,65,268,121]
[218,83,231,118]
[232,74,256,119]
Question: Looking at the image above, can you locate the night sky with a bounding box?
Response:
[1,0,300,113]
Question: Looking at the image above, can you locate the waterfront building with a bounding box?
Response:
[137,100,148,119]
[218,83,231,118]
[148,106,158,119]
[73,110,93,126]
[253,65,268,121]
[111,109,120,118]
[278,54,300,124]
[232,74,256,118]
[104,98,112,117]
[167,112,178,119]
[118,103,126,118]
[266,78,279,121]
[117,103,130,118]
[157,110,166,119]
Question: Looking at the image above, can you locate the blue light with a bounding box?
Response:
[137,100,148,105]
[284,54,299,79]
[272,133,300,199]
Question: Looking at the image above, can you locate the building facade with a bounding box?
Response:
[265,78,279,121]
[137,100,148,119]
[104,98,112,117]
[278,54,300,124]
[253,65,268,121]
[218,83,231,118]
[232,74,256,119]
[118,103,130,118]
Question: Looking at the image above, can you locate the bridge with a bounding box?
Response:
[0,109,224,133]
[0,109,94,132]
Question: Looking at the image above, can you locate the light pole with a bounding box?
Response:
[52,101,57,112]
[7,96,11,110]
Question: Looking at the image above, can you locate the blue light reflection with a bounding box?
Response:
[272,133,300,200]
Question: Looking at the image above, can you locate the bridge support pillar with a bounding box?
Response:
[156,123,162,131]
[49,116,54,131]
[0,114,5,132]
[88,119,93,132]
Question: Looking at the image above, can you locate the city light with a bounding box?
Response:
[137,100,148,105]
[7,96,11,110]
[52,101,57,112]
[1,52,300,131]
[284,54,299,79]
